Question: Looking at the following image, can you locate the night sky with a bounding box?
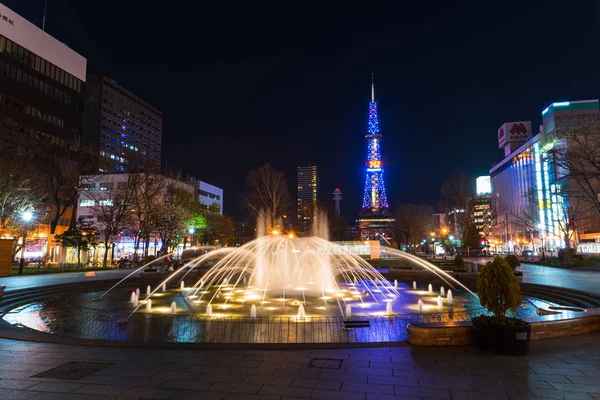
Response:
[6,1,600,219]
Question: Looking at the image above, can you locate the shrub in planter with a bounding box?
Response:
[453,256,466,272]
[504,254,522,276]
[504,254,520,270]
[473,256,531,355]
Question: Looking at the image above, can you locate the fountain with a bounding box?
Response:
[297,304,306,319]
[133,295,138,308]
[130,292,136,304]
[146,285,151,295]
[447,290,453,304]
[135,288,140,297]
[171,302,177,314]
[250,304,257,318]
[440,286,445,296]
[417,299,423,312]
[100,209,476,323]
[437,296,443,309]
[345,304,352,319]
[386,302,393,315]
[145,299,152,312]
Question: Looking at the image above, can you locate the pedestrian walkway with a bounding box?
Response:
[0,270,133,291]
[0,333,598,399]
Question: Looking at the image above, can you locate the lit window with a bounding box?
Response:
[99,199,114,206]
[79,199,95,207]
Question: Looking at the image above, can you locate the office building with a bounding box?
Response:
[187,179,224,215]
[82,74,162,173]
[490,100,600,253]
[0,4,86,261]
[76,173,195,262]
[297,165,318,234]
[471,176,492,237]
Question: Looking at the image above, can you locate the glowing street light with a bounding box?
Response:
[188,228,195,234]
[21,210,33,222]
[272,230,280,236]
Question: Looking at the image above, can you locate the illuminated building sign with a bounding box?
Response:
[476,176,491,195]
[368,160,381,168]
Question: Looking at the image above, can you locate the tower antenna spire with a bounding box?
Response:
[371,72,375,102]
[42,0,48,31]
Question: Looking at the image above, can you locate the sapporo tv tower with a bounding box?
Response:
[359,74,395,243]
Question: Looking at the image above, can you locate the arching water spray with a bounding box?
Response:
[447,290,453,303]
[440,286,445,296]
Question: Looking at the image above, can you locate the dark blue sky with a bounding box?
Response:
[7,1,600,218]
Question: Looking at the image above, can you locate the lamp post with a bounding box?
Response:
[187,228,195,249]
[19,211,33,275]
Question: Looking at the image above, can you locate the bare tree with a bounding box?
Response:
[130,174,165,258]
[241,164,291,223]
[87,176,136,267]
[394,204,433,252]
[549,128,600,216]
[0,158,47,238]
[440,170,472,239]
[154,184,191,253]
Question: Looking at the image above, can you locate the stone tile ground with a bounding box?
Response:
[0,333,598,399]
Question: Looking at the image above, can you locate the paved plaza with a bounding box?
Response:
[0,333,597,400]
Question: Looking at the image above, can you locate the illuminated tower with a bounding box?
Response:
[361,74,389,215]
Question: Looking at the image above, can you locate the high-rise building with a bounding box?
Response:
[0,4,86,261]
[297,165,318,234]
[490,100,600,254]
[358,74,394,242]
[82,74,162,173]
[471,176,492,237]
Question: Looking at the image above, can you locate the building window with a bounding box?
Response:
[82,183,96,191]
[99,199,114,206]
[79,199,95,207]
[99,182,114,191]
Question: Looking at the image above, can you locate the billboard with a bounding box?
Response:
[0,4,86,81]
[476,176,491,195]
[498,121,532,147]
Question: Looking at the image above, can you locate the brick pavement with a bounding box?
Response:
[0,333,598,399]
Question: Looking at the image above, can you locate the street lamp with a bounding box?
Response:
[187,228,195,249]
[19,211,33,275]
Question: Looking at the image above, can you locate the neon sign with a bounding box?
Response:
[368,160,381,168]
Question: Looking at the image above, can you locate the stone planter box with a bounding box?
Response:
[408,314,600,347]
